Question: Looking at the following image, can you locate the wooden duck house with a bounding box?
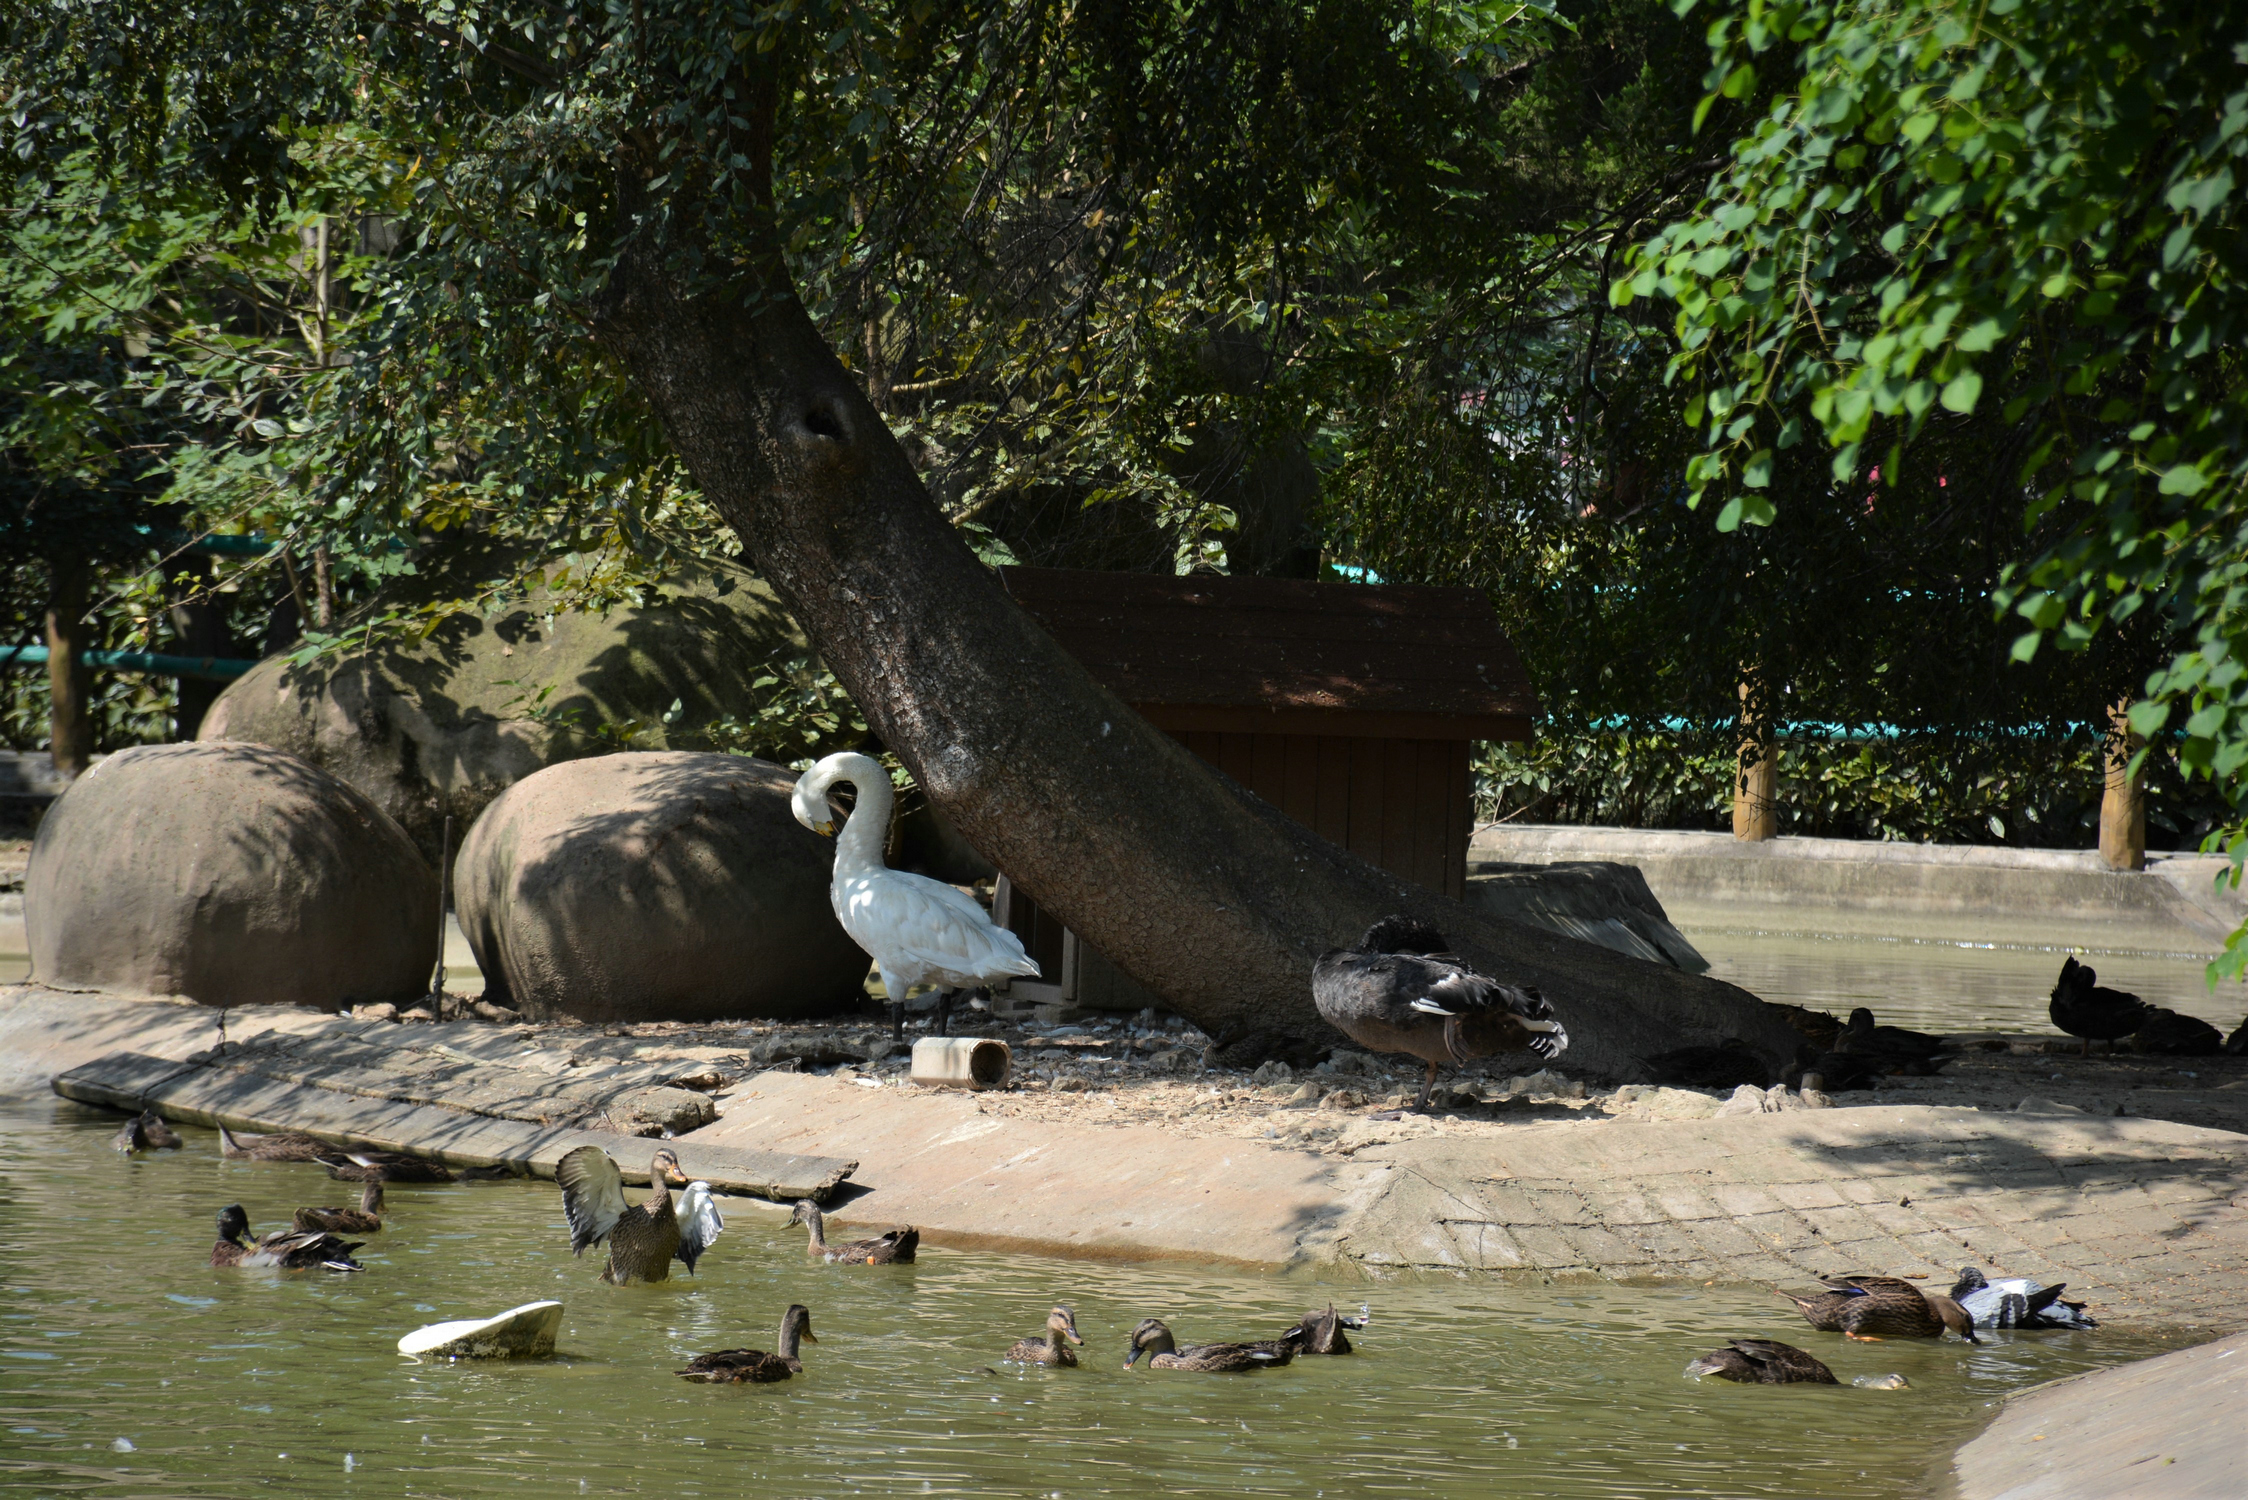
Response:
[992,567,1539,1011]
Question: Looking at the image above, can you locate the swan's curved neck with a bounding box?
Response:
[830,760,893,877]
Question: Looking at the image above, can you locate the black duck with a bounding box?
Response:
[556,1145,725,1284]
[2131,1007,2224,1056]
[294,1180,384,1234]
[1312,915,1567,1111]
[1949,1267,2097,1329]
[1286,1303,1369,1355]
[217,1126,331,1162]
[1815,1275,1979,1342]
[1638,1039,1771,1089]
[1684,1338,1837,1384]
[1124,1318,1301,1372]
[677,1305,817,1383]
[315,1149,456,1184]
[112,1109,181,1153]
[789,1200,918,1264]
[2049,957,2150,1056]
[1784,1045,1884,1093]
[208,1204,364,1271]
[1835,1008,1947,1064]
[1005,1304,1084,1366]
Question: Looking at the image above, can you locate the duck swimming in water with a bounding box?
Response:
[208,1204,364,1271]
[1948,1267,2097,1329]
[217,1126,330,1161]
[1005,1304,1084,1366]
[1684,1338,1837,1384]
[676,1305,818,1383]
[1284,1303,1370,1355]
[1803,1275,1979,1342]
[1124,1318,1302,1372]
[294,1180,384,1234]
[315,1149,455,1184]
[788,1200,918,1264]
[112,1109,181,1153]
[1312,916,1567,1112]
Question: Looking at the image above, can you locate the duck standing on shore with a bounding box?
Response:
[2049,957,2151,1056]
[677,1305,818,1383]
[788,1200,918,1264]
[1005,1304,1085,1366]
[555,1145,724,1284]
[791,751,1040,1040]
[1312,916,1567,1112]
[208,1205,364,1271]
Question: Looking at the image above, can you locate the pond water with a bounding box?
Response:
[1688,928,2243,1037]
[0,1098,2195,1499]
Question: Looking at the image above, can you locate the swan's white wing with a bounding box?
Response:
[674,1181,724,1274]
[554,1145,629,1256]
[838,870,1040,986]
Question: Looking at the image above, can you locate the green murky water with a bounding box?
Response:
[0,1098,2193,1498]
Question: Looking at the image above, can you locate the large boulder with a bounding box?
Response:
[198,564,807,865]
[26,743,438,1007]
[455,752,869,1022]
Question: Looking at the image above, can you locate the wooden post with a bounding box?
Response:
[43,562,91,780]
[2099,699,2146,872]
[1733,680,1778,841]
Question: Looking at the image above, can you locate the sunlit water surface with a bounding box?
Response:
[0,1098,2196,1499]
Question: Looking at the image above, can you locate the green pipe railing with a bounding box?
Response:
[0,645,258,680]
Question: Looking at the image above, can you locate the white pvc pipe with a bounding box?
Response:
[910,1037,1012,1090]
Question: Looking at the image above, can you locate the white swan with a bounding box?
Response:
[792,751,1039,1035]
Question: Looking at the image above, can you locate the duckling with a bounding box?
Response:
[1285,1303,1370,1355]
[217,1126,331,1162]
[112,1109,181,1153]
[1817,1275,1979,1342]
[1948,1267,2097,1329]
[293,1180,384,1234]
[676,1305,818,1383]
[1684,1338,1837,1384]
[207,1204,364,1271]
[788,1200,918,1264]
[1312,915,1567,1111]
[1005,1304,1084,1366]
[555,1145,725,1284]
[2049,957,2151,1056]
[1124,1318,1302,1372]
[314,1149,455,1184]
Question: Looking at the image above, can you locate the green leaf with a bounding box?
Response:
[1939,370,1982,413]
[2158,465,2209,495]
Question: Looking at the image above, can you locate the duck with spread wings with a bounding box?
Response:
[554,1144,724,1285]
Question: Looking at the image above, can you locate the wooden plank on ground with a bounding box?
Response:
[53,1051,856,1202]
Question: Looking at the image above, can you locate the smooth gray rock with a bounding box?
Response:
[454,751,868,1023]
[198,565,806,865]
[1466,860,1710,972]
[25,743,437,1008]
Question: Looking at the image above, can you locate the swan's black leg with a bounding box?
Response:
[933,987,956,1036]
[890,996,907,1040]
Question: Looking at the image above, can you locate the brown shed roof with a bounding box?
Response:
[1000,567,1538,741]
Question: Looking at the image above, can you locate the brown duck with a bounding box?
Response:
[113,1109,182,1153]
[788,1200,918,1264]
[1286,1303,1369,1355]
[556,1145,724,1284]
[677,1305,818,1383]
[1795,1275,1980,1342]
[1005,1304,1084,1366]
[218,1126,331,1161]
[1685,1338,1837,1384]
[315,1149,455,1184]
[1124,1318,1302,1372]
[294,1180,384,1234]
[208,1204,364,1271]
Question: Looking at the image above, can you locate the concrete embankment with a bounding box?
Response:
[1472,824,2245,956]
[1946,1329,2247,1498]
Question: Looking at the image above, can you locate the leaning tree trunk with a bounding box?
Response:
[591,216,1800,1084]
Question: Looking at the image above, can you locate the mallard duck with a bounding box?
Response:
[788,1200,918,1264]
[1684,1338,1837,1384]
[2050,957,2150,1056]
[1777,1285,1858,1331]
[1123,1318,1302,1372]
[1285,1303,1369,1355]
[2131,1007,2224,1056]
[208,1204,364,1271]
[1005,1304,1084,1366]
[294,1180,384,1234]
[1813,1275,1979,1342]
[112,1109,182,1153]
[315,1149,455,1184]
[555,1145,725,1285]
[792,752,1040,1038]
[1312,915,1567,1111]
[218,1125,331,1161]
[1637,1039,1771,1089]
[1836,1008,1947,1064]
[1948,1266,2098,1329]
[676,1305,818,1383]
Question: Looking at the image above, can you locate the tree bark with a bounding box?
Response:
[2099,698,2146,872]
[1733,679,1778,842]
[169,553,235,740]
[43,561,92,780]
[589,185,1799,1079]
